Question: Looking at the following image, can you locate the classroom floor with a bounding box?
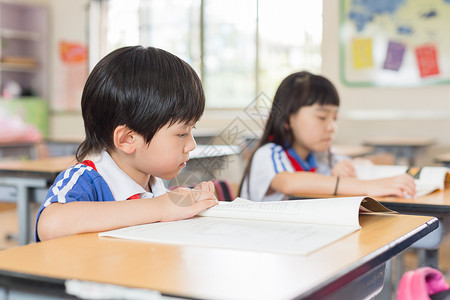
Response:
[0,203,449,296]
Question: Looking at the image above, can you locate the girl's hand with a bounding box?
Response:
[159,181,218,222]
[331,159,356,178]
[364,174,416,198]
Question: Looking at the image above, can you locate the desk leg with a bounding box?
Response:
[0,177,48,245]
[17,179,48,245]
[319,262,386,300]
[417,249,439,269]
[16,182,30,245]
[375,259,393,300]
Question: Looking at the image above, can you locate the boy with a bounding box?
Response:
[36,46,218,241]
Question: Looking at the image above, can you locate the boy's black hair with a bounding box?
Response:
[76,46,205,161]
[239,71,340,197]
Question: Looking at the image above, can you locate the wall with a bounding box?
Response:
[44,0,450,165]
[12,0,49,5]
[322,0,450,165]
[47,0,88,140]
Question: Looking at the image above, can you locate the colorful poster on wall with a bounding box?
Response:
[60,41,88,63]
[53,41,89,111]
[415,44,440,78]
[352,38,374,69]
[383,41,405,71]
[340,0,450,87]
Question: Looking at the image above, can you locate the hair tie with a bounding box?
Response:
[333,176,340,196]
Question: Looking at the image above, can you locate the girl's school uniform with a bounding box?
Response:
[35,150,166,242]
[240,143,347,202]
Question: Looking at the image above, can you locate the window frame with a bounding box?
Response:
[88,0,322,110]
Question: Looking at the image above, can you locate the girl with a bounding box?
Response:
[239,71,415,202]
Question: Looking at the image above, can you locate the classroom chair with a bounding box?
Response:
[168,179,236,202]
[211,179,235,201]
[410,220,443,269]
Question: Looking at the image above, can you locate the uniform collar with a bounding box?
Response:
[285,146,317,172]
[95,150,166,200]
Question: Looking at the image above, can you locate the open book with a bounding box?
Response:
[100,197,394,256]
[354,165,450,197]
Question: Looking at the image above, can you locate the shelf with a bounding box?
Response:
[0,1,48,113]
[0,62,38,73]
[0,28,40,41]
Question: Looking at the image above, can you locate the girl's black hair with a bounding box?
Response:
[76,46,205,161]
[239,71,340,196]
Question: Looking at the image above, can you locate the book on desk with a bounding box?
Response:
[100,196,394,256]
[354,164,450,198]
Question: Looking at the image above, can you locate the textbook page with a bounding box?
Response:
[199,197,372,227]
[99,216,359,256]
[415,167,449,197]
[99,197,384,255]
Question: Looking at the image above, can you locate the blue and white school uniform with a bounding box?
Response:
[35,150,166,242]
[240,143,347,202]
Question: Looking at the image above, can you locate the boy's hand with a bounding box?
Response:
[159,181,218,222]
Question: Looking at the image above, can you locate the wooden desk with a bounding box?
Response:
[376,184,450,215]
[0,214,438,300]
[331,144,374,158]
[363,137,435,166]
[435,152,450,168]
[0,141,38,160]
[0,156,76,245]
[293,188,450,298]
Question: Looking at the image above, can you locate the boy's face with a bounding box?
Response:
[134,121,197,180]
[288,103,338,158]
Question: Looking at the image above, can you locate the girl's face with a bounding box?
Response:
[133,121,197,181]
[288,103,338,159]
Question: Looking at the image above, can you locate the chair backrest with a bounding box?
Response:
[212,179,235,201]
[168,179,236,202]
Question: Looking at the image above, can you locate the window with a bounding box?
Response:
[89,0,322,108]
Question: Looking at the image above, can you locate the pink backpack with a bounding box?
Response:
[397,267,450,300]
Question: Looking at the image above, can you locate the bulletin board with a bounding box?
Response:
[339,0,450,87]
